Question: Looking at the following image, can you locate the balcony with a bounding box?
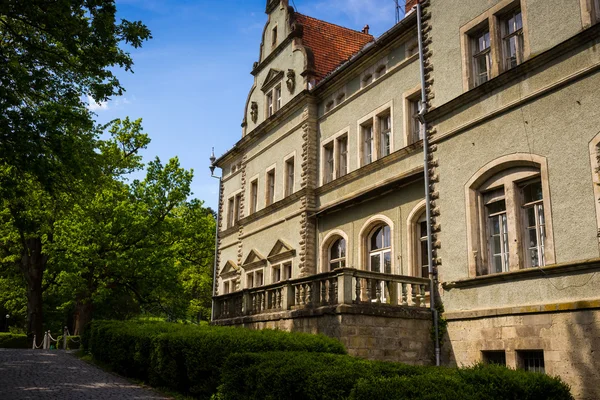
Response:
[213,268,430,321]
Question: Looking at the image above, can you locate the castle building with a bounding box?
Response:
[212,1,600,398]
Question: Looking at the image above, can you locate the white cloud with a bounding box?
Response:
[86,95,109,111]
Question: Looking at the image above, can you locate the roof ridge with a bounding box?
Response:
[295,12,374,39]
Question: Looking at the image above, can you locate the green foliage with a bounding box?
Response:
[84,320,346,399]
[217,352,429,400]
[0,333,28,348]
[217,352,572,400]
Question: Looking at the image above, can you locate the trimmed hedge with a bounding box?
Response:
[0,333,28,348]
[83,320,345,399]
[217,351,433,400]
[217,352,573,400]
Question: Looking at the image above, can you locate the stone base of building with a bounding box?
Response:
[213,303,434,365]
[444,306,600,400]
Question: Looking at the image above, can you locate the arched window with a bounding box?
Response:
[329,238,346,270]
[465,154,555,276]
[417,213,429,278]
[368,225,392,274]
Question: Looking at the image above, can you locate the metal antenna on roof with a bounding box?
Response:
[291,0,298,12]
[394,0,403,23]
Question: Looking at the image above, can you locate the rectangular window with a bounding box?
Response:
[518,350,545,373]
[379,114,391,157]
[283,262,292,280]
[485,189,509,275]
[272,265,281,283]
[227,197,235,228]
[409,96,422,144]
[272,26,277,46]
[285,157,294,196]
[482,351,507,366]
[256,270,264,286]
[502,9,524,70]
[472,29,491,87]
[223,281,230,295]
[234,193,242,224]
[250,179,258,214]
[362,123,373,166]
[247,273,254,288]
[266,169,275,206]
[275,85,282,112]
[521,180,545,268]
[324,143,334,183]
[267,91,274,117]
[337,135,348,178]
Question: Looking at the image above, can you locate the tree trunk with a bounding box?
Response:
[20,237,47,346]
[73,299,93,336]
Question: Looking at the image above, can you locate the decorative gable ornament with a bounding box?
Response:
[242,249,267,270]
[261,68,284,92]
[219,260,240,279]
[250,102,258,123]
[267,239,296,264]
[286,69,296,93]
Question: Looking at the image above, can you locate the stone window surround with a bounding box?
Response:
[283,151,296,197]
[407,199,427,278]
[580,0,600,28]
[247,173,260,215]
[588,132,600,250]
[355,101,394,168]
[271,260,293,283]
[360,55,389,89]
[319,229,350,273]
[320,127,350,186]
[227,189,243,228]
[358,214,396,273]
[265,163,277,206]
[402,85,422,147]
[464,153,556,278]
[459,0,531,91]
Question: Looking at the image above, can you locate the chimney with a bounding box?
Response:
[362,24,370,34]
[405,0,418,14]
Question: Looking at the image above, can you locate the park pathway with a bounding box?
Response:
[0,349,169,399]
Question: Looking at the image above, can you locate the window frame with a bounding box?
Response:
[227,197,235,228]
[471,27,492,87]
[460,0,530,91]
[482,350,507,366]
[271,25,278,47]
[320,128,350,186]
[499,7,524,71]
[356,102,393,167]
[337,134,348,179]
[266,167,276,206]
[329,237,347,271]
[284,154,295,197]
[464,154,555,278]
[517,350,545,373]
[233,193,242,224]
[249,178,258,214]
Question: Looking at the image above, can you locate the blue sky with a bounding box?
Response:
[93,0,404,210]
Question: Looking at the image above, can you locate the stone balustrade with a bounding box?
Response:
[213,268,430,321]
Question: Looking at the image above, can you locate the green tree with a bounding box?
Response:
[0,0,151,341]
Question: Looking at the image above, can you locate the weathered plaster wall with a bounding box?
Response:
[428,0,586,107]
[318,181,425,276]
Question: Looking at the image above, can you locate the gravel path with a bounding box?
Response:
[0,349,170,399]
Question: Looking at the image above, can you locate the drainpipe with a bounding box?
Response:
[416,1,441,367]
[209,148,222,323]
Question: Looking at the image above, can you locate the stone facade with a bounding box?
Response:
[212,1,600,397]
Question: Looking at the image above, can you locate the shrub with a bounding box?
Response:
[0,333,28,348]
[218,352,573,400]
[84,320,345,399]
[217,351,435,400]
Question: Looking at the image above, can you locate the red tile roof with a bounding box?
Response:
[294,13,374,82]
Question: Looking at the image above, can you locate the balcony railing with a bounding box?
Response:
[213,268,430,321]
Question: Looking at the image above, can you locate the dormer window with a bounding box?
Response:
[265,84,281,118]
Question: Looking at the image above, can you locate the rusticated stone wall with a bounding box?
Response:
[213,304,433,365]
[445,308,600,400]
